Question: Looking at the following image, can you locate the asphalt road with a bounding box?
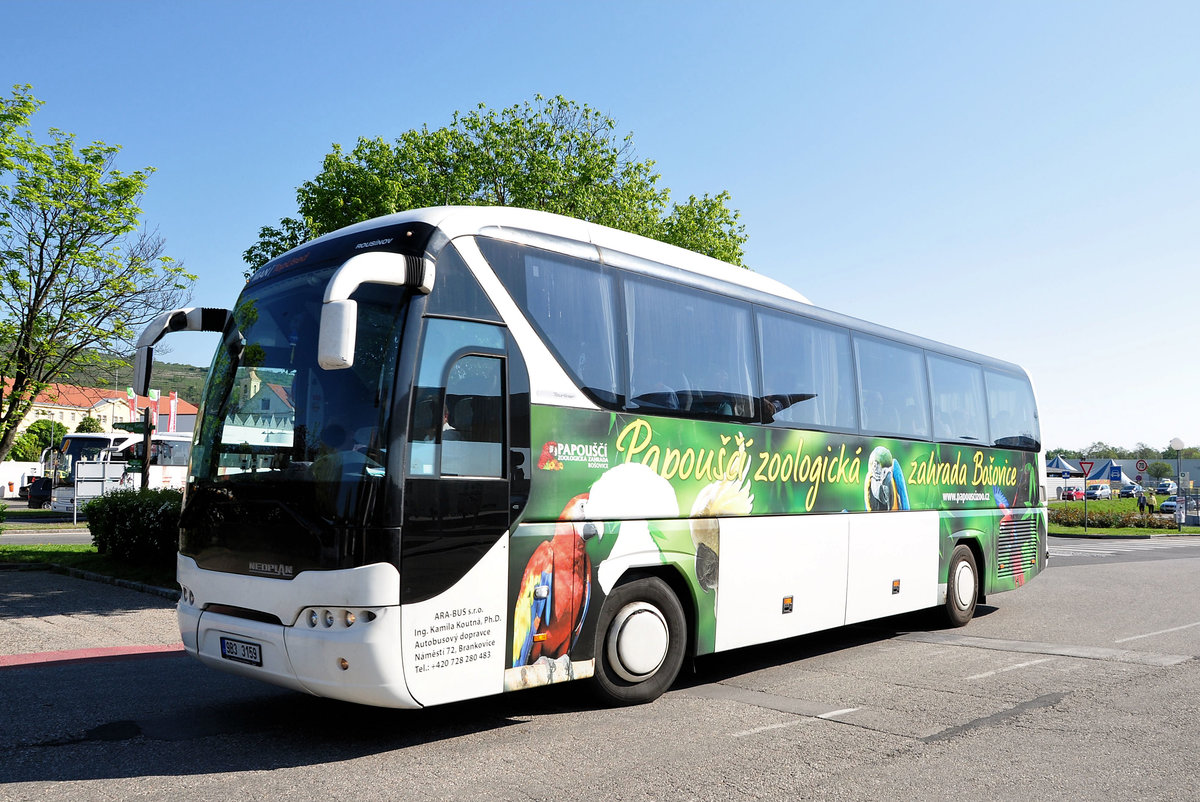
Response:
[2,537,1199,800]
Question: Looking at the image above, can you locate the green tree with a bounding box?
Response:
[1082,442,1119,459]
[0,85,194,463]
[243,95,748,273]
[1147,461,1173,481]
[7,431,41,461]
[6,418,67,460]
[75,415,103,433]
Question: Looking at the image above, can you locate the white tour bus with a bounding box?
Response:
[136,206,1046,709]
[47,431,192,513]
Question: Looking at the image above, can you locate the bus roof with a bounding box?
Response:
[290,206,813,306]
[269,205,1030,380]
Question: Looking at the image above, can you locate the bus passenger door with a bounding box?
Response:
[400,319,512,706]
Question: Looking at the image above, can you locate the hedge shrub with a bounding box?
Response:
[1048,504,1179,530]
[87,488,182,566]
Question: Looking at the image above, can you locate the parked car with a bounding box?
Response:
[1160,496,1179,515]
[22,476,53,509]
[1157,481,1178,495]
[1061,487,1083,501]
[1119,484,1141,498]
[1086,485,1112,500]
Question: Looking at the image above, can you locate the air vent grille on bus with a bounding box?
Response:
[996,518,1039,578]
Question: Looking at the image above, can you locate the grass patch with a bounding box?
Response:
[0,543,177,590]
[1049,524,1200,537]
[1,520,91,531]
[4,507,73,518]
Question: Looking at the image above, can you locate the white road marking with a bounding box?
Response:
[730,707,861,737]
[731,719,810,738]
[965,657,1054,680]
[1051,537,1200,558]
[1114,620,1200,643]
[817,707,861,719]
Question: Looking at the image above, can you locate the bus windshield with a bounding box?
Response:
[187,262,410,528]
[45,435,118,481]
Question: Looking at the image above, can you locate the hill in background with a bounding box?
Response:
[73,356,210,405]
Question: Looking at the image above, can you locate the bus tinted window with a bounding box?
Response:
[480,239,622,406]
[855,336,930,439]
[426,242,500,321]
[757,310,857,430]
[409,318,506,477]
[625,276,756,418]
[927,354,987,443]
[985,369,1040,450]
[442,356,504,478]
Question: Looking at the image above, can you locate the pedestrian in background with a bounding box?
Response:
[1138,491,1146,514]
[1147,491,1156,515]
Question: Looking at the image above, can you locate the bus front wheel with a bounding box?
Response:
[592,577,686,706]
[943,543,978,627]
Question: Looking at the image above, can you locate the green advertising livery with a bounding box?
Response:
[506,406,1043,683]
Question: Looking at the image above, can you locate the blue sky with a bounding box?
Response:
[4,1,1197,452]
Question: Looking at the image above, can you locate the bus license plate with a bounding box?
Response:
[220,636,262,666]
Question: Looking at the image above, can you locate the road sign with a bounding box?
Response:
[1137,474,1143,482]
[1080,461,1094,477]
[1061,471,1070,479]
[1136,459,1149,473]
[1110,465,1122,481]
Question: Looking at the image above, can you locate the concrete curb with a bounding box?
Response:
[1049,530,1200,540]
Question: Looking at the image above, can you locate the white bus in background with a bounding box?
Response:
[48,431,192,513]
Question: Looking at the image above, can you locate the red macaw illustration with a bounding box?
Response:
[511,494,597,667]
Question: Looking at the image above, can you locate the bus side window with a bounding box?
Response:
[407,318,506,477]
[985,369,1040,449]
[758,311,857,429]
[442,356,504,478]
[927,354,987,443]
[855,336,930,439]
[624,275,756,419]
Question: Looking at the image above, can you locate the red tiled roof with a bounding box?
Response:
[266,383,294,409]
[1,379,198,414]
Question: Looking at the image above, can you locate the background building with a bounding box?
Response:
[3,381,198,435]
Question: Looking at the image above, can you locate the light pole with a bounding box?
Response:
[1170,437,1184,532]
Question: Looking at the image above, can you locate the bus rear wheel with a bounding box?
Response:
[943,543,978,627]
[592,577,686,706]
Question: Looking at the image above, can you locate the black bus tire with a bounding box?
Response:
[943,543,978,627]
[591,576,687,706]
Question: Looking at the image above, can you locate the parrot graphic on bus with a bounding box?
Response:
[511,494,598,667]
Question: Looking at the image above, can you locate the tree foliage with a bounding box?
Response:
[6,431,40,461]
[76,415,103,433]
[244,95,747,272]
[1050,442,1200,461]
[5,418,66,461]
[1146,461,1173,481]
[0,85,194,462]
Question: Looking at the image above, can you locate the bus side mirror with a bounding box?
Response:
[317,299,358,370]
[133,307,235,395]
[317,250,434,371]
